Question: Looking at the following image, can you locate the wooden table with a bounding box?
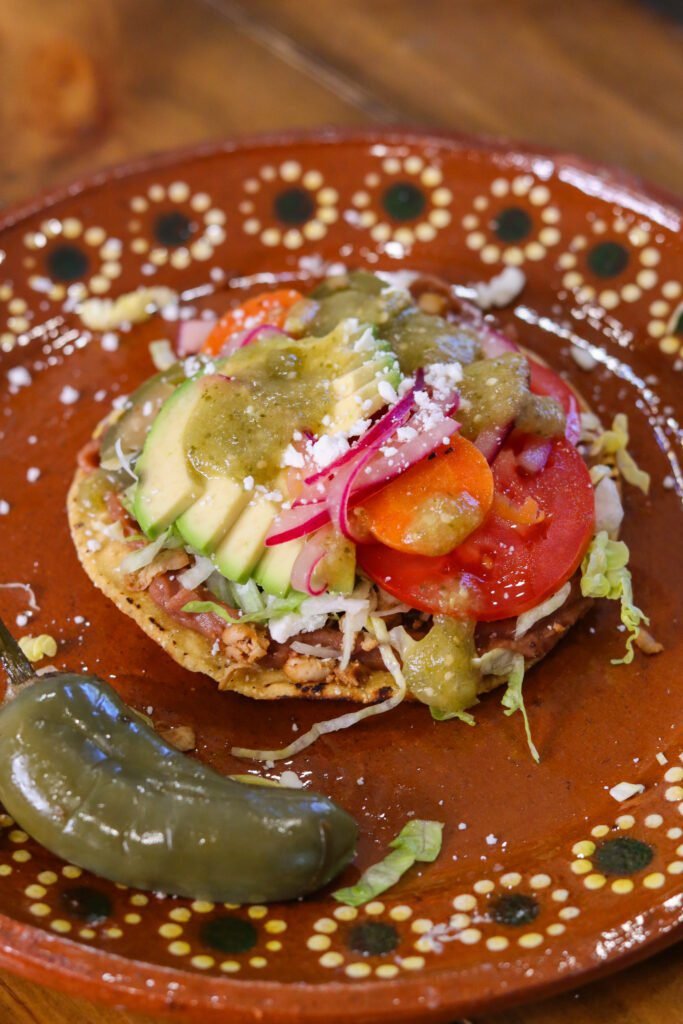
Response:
[0,1,681,1021]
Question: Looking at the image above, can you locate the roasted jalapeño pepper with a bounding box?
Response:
[0,617,357,902]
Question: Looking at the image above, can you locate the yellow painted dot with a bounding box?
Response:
[552,889,569,902]
[645,814,663,828]
[0,814,13,828]
[191,955,215,970]
[84,226,106,246]
[223,903,241,911]
[480,244,500,264]
[667,861,683,875]
[0,865,12,877]
[159,923,183,939]
[539,227,560,246]
[491,177,509,197]
[307,935,331,952]
[462,213,479,230]
[421,167,443,187]
[314,917,338,934]
[415,222,437,243]
[558,253,577,270]
[637,269,657,289]
[584,873,606,890]
[190,192,211,212]
[318,207,338,225]
[640,247,660,267]
[473,880,494,895]
[346,961,371,979]
[318,187,338,206]
[677,842,683,853]
[432,187,452,207]
[648,319,667,338]
[130,893,148,906]
[616,815,635,830]
[247,905,268,920]
[459,928,482,945]
[79,928,96,940]
[394,226,414,246]
[12,850,30,863]
[400,956,425,971]
[429,209,451,229]
[529,185,550,205]
[665,785,683,802]
[319,951,344,968]
[665,767,683,783]
[572,840,596,857]
[611,879,634,894]
[37,872,58,886]
[486,936,509,952]
[621,283,641,302]
[559,906,580,920]
[599,290,620,310]
[24,885,46,899]
[105,927,123,939]
[414,937,434,954]
[382,157,401,174]
[547,923,566,936]
[364,901,385,916]
[659,335,679,354]
[411,918,433,935]
[453,893,477,911]
[571,859,592,875]
[266,940,282,952]
[265,919,286,934]
[501,872,522,888]
[302,169,323,190]
[530,874,551,889]
[404,155,424,174]
[51,920,72,934]
[261,228,281,247]
[518,932,543,949]
[168,181,190,203]
[220,961,240,973]
[370,223,391,242]
[333,905,358,922]
[389,905,412,921]
[168,941,191,956]
[474,195,489,211]
[525,241,546,261]
[663,280,682,299]
[192,901,215,914]
[643,872,666,889]
[169,908,191,923]
[375,964,399,979]
[283,229,303,250]
[124,913,142,925]
[466,231,486,251]
[29,903,50,917]
[449,914,471,930]
[9,830,28,844]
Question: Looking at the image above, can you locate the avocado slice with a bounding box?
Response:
[176,477,251,554]
[133,376,216,538]
[253,540,303,597]
[214,497,280,583]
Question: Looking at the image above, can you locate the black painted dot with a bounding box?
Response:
[491,206,533,243]
[348,921,399,956]
[587,241,629,278]
[273,187,315,225]
[154,210,195,247]
[46,244,89,282]
[596,837,654,876]
[382,181,426,221]
[490,893,540,927]
[674,308,683,335]
[200,915,257,954]
[60,886,112,924]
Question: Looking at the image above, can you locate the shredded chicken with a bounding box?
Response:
[634,628,664,655]
[124,549,191,591]
[283,654,333,683]
[222,623,269,665]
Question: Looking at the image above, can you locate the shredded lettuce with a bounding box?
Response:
[590,414,650,494]
[430,706,476,725]
[183,593,303,626]
[473,648,538,762]
[514,581,571,639]
[580,531,648,664]
[230,615,406,762]
[332,819,444,907]
[231,580,266,614]
[119,529,172,574]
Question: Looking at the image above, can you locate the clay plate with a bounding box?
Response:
[0,130,681,1024]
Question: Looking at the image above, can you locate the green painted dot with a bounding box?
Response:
[46,244,89,282]
[490,894,539,927]
[154,211,195,247]
[200,915,257,954]
[587,241,629,278]
[60,886,112,924]
[596,837,654,875]
[382,182,426,221]
[273,188,315,225]
[491,206,532,242]
[348,921,399,956]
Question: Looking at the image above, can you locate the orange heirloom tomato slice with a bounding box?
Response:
[358,436,494,557]
[202,288,304,355]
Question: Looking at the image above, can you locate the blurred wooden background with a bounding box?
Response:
[0,0,681,1021]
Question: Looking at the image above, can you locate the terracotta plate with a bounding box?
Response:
[0,131,681,1024]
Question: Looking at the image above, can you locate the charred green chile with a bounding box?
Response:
[0,622,357,903]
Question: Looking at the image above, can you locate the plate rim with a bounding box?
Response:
[0,126,681,1022]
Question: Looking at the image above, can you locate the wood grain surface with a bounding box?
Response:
[0,1,681,1021]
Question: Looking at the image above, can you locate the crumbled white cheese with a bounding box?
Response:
[59,385,80,405]
[101,332,119,352]
[570,345,598,371]
[0,500,10,515]
[311,433,350,470]
[424,360,463,398]
[395,425,418,442]
[663,475,675,490]
[378,380,399,405]
[243,476,254,491]
[609,781,645,802]
[26,467,41,483]
[470,266,526,310]
[278,770,305,789]
[78,287,177,331]
[7,366,31,389]
[281,444,305,469]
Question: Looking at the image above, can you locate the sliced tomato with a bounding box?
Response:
[357,434,595,621]
[528,358,581,444]
[202,288,303,356]
[357,436,494,557]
